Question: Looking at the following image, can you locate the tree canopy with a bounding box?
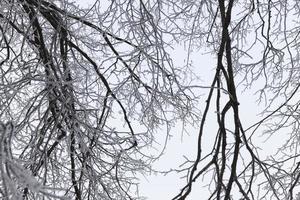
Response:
[1,0,300,200]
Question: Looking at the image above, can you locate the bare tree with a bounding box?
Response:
[154,0,300,199]
[0,0,197,199]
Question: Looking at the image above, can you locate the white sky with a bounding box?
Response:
[137,48,266,199]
